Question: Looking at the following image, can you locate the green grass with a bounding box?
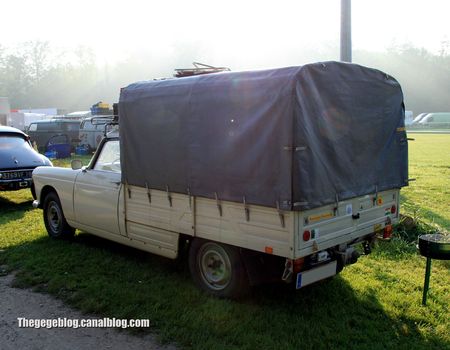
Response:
[402,133,450,230]
[0,143,449,349]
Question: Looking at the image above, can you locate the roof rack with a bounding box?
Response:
[99,103,119,136]
[91,115,116,126]
[174,62,230,78]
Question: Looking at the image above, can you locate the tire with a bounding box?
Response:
[188,239,249,299]
[43,192,75,239]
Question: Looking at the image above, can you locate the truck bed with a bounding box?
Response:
[124,185,399,260]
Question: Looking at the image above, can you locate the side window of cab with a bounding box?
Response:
[93,140,121,172]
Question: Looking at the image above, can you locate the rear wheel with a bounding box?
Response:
[189,239,249,299]
[43,192,75,239]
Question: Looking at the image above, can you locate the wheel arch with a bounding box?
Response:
[187,237,252,298]
[184,236,285,288]
[38,185,57,208]
[42,190,75,239]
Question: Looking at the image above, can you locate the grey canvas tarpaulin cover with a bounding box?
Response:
[119,61,408,211]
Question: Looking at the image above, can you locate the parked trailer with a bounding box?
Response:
[33,61,409,298]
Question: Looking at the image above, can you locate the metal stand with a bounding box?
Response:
[418,233,449,306]
[422,257,432,306]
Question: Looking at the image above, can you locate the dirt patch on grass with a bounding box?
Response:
[0,267,175,350]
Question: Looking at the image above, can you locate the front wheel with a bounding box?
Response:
[188,239,249,299]
[43,192,75,239]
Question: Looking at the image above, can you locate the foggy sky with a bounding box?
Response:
[0,0,448,68]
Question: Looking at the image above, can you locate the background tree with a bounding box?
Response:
[0,41,449,114]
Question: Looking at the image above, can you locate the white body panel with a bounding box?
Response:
[33,163,399,262]
[123,185,398,260]
[32,167,80,221]
[124,185,294,258]
[73,169,121,236]
[295,190,400,258]
[194,197,294,258]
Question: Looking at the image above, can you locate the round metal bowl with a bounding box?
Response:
[418,234,450,260]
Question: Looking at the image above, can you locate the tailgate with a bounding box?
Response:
[294,189,400,258]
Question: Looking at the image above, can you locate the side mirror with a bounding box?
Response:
[71,159,83,170]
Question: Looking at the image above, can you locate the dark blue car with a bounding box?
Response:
[0,126,52,197]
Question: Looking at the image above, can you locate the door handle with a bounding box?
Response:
[352,213,360,220]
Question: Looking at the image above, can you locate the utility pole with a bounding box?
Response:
[340,0,352,62]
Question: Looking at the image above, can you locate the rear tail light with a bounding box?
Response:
[293,258,305,273]
[303,230,311,241]
[391,205,397,214]
[383,224,393,239]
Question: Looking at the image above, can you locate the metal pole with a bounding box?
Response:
[340,0,352,62]
[422,257,432,305]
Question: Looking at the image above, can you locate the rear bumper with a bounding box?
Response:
[295,216,398,259]
[0,179,32,191]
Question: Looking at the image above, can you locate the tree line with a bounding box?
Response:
[1,41,449,114]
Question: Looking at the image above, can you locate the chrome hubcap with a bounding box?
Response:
[198,243,231,290]
[47,201,61,233]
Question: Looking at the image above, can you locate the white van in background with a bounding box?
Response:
[411,113,429,125]
[418,113,450,128]
[78,116,113,152]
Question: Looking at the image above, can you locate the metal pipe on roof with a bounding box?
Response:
[340,0,352,62]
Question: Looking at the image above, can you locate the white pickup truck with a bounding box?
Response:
[32,62,408,298]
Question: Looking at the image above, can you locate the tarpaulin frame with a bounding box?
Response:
[119,61,408,212]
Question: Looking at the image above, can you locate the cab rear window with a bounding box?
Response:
[0,135,28,149]
[37,123,59,131]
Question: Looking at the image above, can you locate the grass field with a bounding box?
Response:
[0,135,449,349]
[402,133,450,230]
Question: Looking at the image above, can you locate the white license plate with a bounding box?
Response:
[296,261,337,289]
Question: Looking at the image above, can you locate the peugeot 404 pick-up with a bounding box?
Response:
[32,62,409,298]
